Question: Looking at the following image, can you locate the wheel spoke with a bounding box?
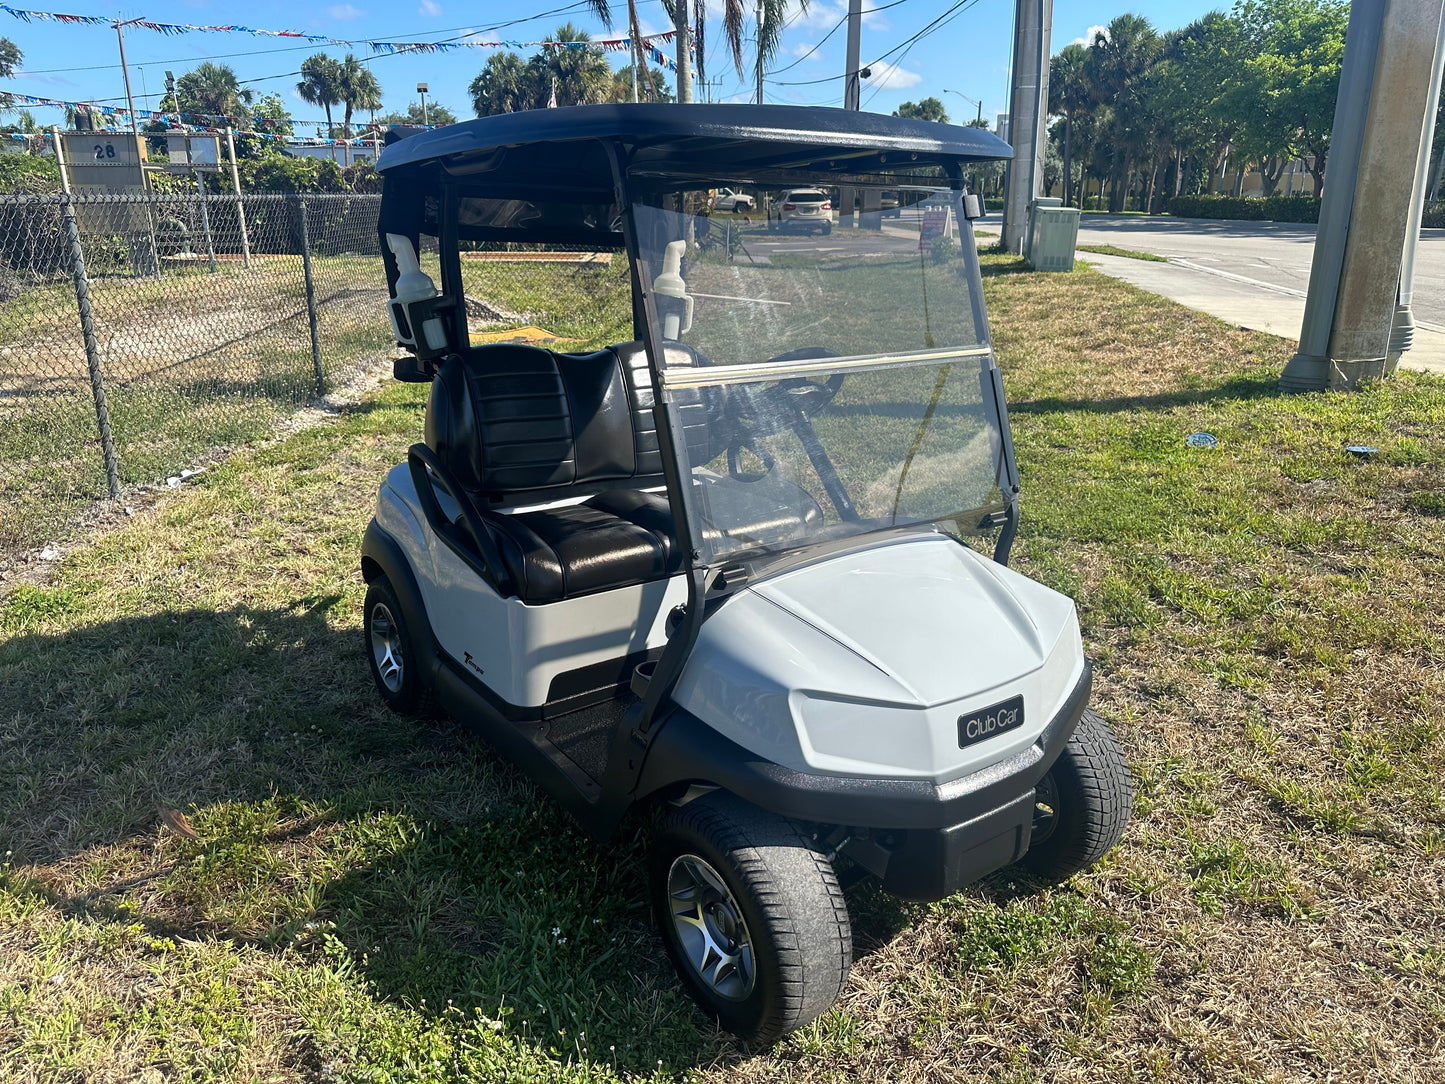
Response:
[666,853,757,1001]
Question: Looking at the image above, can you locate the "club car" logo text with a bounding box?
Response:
[957,694,1025,749]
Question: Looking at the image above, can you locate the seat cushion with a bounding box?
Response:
[484,502,669,603]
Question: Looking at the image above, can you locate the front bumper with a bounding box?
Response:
[637,662,1092,900]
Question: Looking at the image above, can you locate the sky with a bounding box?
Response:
[0,0,1225,134]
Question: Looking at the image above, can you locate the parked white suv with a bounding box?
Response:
[769,188,833,234]
[710,188,755,212]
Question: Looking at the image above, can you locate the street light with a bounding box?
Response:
[942,88,984,125]
[417,82,429,127]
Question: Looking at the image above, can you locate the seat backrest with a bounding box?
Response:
[425,341,714,500]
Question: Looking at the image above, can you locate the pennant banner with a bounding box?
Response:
[0,7,681,67]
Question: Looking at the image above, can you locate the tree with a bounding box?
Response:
[1234,0,1347,194]
[250,93,295,140]
[297,54,343,136]
[894,97,950,123]
[1048,43,1090,205]
[468,25,613,115]
[1085,15,1161,211]
[336,54,383,137]
[609,65,673,102]
[469,52,534,116]
[0,38,20,80]
[377,100,458,127]
[175,62,254,121]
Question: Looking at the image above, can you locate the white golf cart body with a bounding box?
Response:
[364,105,1093,902]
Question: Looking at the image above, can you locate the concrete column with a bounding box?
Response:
[1387,5,1445,371]
[1282,0,1445,390]
[1001,0,1052,253]
[843,0,863,110]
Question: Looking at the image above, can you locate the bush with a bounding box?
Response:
[0,154,61,194]
[1165,193,1321,223]
[1423,202,1445,229]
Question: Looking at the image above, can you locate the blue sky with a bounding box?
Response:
[2,0,1222,132]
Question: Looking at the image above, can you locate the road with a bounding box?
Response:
[1075,214,1445,330]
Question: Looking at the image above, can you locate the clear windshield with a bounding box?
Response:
[633,185,1009,565]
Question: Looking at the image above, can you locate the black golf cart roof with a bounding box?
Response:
[376,104,1012,187]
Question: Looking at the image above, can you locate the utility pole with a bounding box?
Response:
[675,3,693,102]
[114,18,143,137]
[943,88,984,124]
[843,0,864,110]
[1281,0,1445,390]
[417,83,429,126]
[1001,0,1052,253]
[757,0,766,104]
[1388,6,1445,370]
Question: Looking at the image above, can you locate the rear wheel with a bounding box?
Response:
[650,793,852,1044]
[364,576,434,716]
[1022,709,1132,881]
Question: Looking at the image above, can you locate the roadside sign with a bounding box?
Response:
[164,133,222,171]
[920,206,949,250]
[62,133,147,190]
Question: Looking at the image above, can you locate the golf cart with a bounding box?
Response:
[364,105,1132,1043]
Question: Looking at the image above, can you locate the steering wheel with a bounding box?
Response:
[762,347,845,420]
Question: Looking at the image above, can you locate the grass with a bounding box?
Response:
[1076,244,1169,263]
[2,255,1445,1081]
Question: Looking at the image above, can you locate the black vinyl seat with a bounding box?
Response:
[424,341,823,603]
[425,341,706,603]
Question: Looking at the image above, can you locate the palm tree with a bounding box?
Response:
[297,54,343,136]
[1048,43,1090,206]
[336,55,382,137]
[1086,15,1161,211]
[176,62,254,121]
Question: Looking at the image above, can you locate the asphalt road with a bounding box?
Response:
[1075,214,1445,330]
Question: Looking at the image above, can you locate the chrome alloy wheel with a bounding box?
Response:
[369,601,404,694]
[667,854,757,1001]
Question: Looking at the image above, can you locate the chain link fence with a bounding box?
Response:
[0,191,393,561]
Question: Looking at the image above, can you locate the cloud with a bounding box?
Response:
[787,0,887,32]
[790,41,821,58]
[1072,24,1107,46]
[328,4,364,19]
[864,61,921,89]
[419,0,441,13]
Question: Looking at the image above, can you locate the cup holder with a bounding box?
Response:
[630,659,658,699]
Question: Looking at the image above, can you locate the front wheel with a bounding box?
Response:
[364,575,435,716]
[1021,708,1132,881]
[650,794,852,1044]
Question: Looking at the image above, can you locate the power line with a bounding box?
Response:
[769,0,917,78]
[769,0,976,87]
[861,0,980,107]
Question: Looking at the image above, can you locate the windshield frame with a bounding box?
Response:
[618,164,1020,576]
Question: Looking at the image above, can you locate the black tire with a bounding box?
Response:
[821,222,833,235]
[363,575,435,716]
[1021,708,1132,881]
[650,793,852,1044]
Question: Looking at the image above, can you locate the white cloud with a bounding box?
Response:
[864,61,921,89]
[1072,24,1107,46]
[328,4,364,19]
[787,0,887,32]
[790,41,820,57]
[419,0,441,13]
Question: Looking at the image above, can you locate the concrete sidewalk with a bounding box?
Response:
[1077,250,1445,376]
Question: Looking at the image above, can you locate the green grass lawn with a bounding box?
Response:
[1076,244,1169,263]
[1,257,1443,1082]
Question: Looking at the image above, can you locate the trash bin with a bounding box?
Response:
[1026,197,1080,272]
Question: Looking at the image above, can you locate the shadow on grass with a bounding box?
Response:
[0,596,939,1071]
[1008,373,1280,416]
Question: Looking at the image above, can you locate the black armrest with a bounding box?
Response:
[407,443,514,596]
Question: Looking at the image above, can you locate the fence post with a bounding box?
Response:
[225,127,252,269]
[298,199,325,397]
[61,193,122,500]
[195,179,217,273]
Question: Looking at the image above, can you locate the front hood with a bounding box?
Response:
[750,534,1074,706]
[671,534,1087,781]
